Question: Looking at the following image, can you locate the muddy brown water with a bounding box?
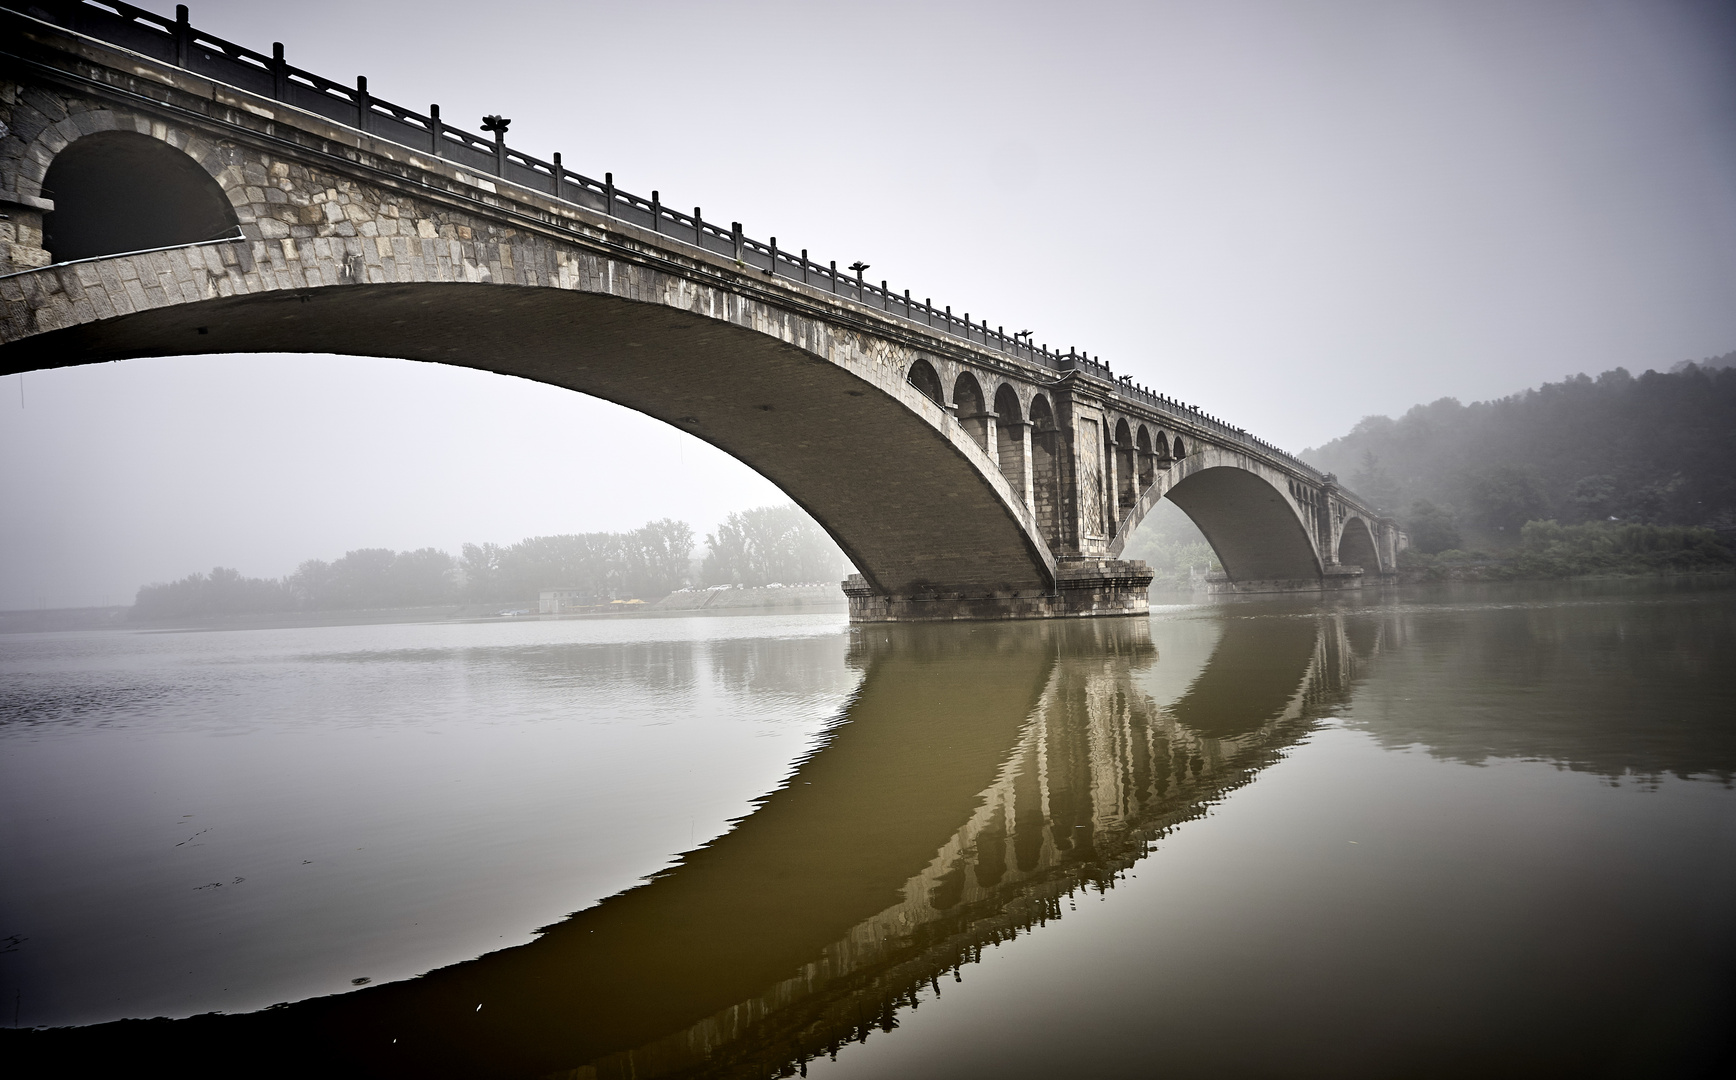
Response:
[2,581,1732,1077]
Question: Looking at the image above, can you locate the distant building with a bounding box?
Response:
[539,588,589,615]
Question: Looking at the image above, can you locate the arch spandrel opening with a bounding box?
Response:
[952,372,989,453]
[1162,466,1321,584]
[1114,418,1135,512]
[993,384,1027,501]
[41,132,240,263]
[1029,394,1062,551]
[907,359,944,408]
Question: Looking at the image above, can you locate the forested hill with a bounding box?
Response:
[1301,354,1736,550]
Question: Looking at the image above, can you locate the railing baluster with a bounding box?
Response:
[552,152,563,199]
[830,261,838,294]
[732,222,743,264]
[650,190,660,233]
[271,42,286,100]
[355,75,369,133]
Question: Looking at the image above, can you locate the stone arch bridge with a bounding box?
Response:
[0,0,1405,621]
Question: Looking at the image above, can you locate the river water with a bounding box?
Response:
[2,581,1732,1077]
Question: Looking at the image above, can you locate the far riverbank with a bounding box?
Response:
[0,585,848,634]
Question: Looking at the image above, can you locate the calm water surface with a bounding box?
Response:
[2,582,1732,1077]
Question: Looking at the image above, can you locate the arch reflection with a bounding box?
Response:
[18,614,1382,1078]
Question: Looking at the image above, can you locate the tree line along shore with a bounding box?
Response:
[129,505,848,622]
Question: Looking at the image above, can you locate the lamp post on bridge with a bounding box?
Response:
[481,114,511,176]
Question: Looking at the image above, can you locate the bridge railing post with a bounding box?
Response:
[174,4,189,68]
[732,222,743,264]
[355,76,369,134]
[271,42,286,100]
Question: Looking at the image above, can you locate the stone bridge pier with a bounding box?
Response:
[0,0,1405,622]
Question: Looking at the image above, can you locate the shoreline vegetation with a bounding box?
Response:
[1397,520,1733,581]
[121,504,849,625]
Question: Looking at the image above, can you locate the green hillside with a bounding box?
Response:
[1301,354,1736,554]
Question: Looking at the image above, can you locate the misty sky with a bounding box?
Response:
[3,0,1734,608]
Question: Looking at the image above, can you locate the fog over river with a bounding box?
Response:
[2,580,1732,1077]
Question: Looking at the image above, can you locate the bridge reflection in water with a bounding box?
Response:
[24,613,1385,1078]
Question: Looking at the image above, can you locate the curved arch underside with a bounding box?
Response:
[1162,466,1322,583]
[3,281,1053,597]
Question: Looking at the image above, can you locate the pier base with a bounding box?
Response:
[844,559,1155,623]
[1204,563,1376,594]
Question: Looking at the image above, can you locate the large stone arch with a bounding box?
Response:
[1107,446,1323,585]
[1,40,1396,611]
[1337,516,1382,573]
[2,118,1063,599]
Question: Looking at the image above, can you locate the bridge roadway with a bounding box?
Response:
[0,0,1406,621]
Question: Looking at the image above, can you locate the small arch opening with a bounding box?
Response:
[1154,431,1171,463]
[1114,418,1135,511]
[1172,436,1187,459]
[993,383,1027,500]
[1136,425,1154,490]
[952,372,989,452]
[42,131,240,263]
[907,359,945,408]
[1029,394,1062,550]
